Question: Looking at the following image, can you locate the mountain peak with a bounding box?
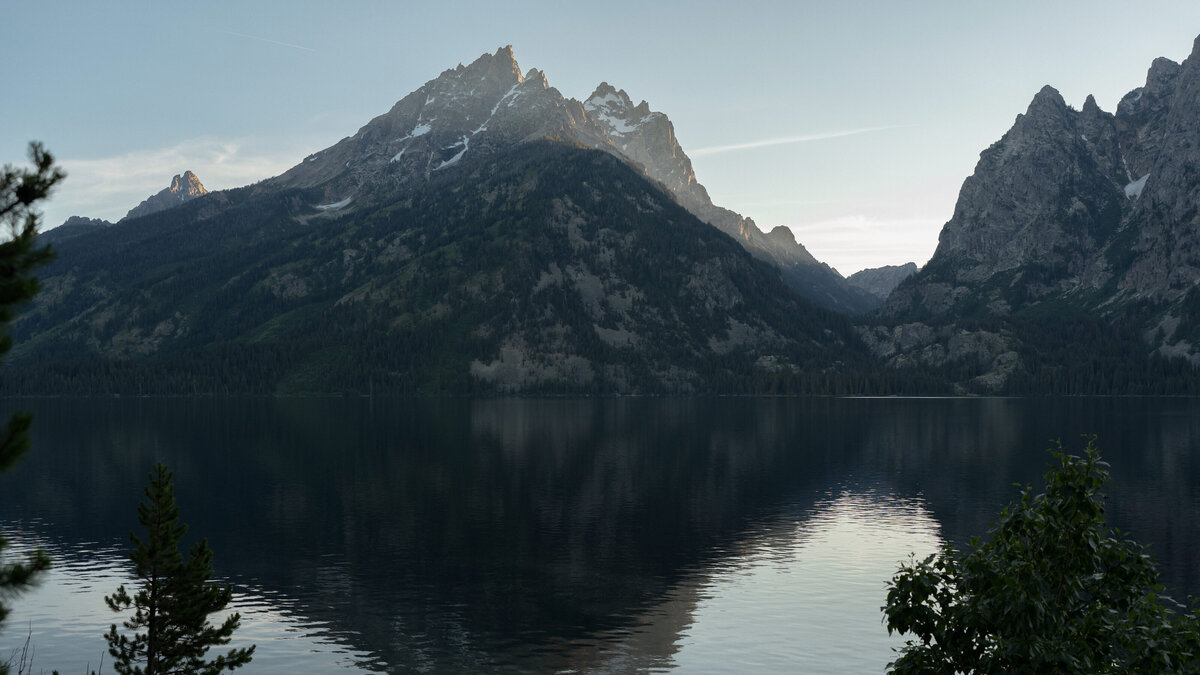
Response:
[766,225,797,246]
[171,170,206,196]
[1014,85,1071,130]
[121,171,207,222]
[490,45,522,79]
[587,82,631,103]
[452,46,525,87]
[524,67,548,88]
[1147,57,1182,88]
[585,83,635,112]
[1031,84,1066,107]
[583,83,651,138]
[1117,56,1182,118]
[590,81,620,99]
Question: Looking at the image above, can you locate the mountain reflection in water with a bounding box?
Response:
[0,397,1197,672]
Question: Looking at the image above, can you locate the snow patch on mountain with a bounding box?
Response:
[316,197,353,210]
[1125,173,1150,199]
[584,84,658,140]
[436,136,470,170]
[473,83,522,135]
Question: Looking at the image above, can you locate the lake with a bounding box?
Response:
[1,397,1198,673]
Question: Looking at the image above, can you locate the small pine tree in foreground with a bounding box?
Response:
[884,438,1200,673]
[105,463,254,674]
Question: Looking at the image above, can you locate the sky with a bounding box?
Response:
[4,1,1200,275]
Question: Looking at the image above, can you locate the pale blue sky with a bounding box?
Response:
[4,1,1200,273]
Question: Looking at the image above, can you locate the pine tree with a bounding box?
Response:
[105,463,254,674]
[0,142,61,662]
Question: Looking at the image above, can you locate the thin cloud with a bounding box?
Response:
[44,139,303,227]
[691,126,905,156]
[223,30,315,52]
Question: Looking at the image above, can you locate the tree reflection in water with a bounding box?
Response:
[0,397,1197,672]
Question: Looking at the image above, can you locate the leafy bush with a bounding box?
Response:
[884,439,1200,673]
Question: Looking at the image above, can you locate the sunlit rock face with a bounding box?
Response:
[877,33,1200,375]
[122,171,208,221]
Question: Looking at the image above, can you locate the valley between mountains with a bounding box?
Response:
[14,37,1200,395]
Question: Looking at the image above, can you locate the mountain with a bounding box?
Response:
[870,34,1200,392]
[8,50,889,396]
[122,170,208,221]
[847,263,917,301]
[270,47,874,314]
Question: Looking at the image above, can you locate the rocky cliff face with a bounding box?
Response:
[874,34,1200,387]
[887,36,1200,321]
[1117,41,1200,314]
[881,85,1126,320]
[269,47,875,314]
[122,171,208,222]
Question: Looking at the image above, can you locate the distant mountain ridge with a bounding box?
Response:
[38,215,113,246]
[847,263,917,301]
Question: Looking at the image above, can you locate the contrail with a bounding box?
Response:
[691,126,905,156]
[224,30,315,52]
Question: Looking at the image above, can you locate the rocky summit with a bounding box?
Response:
[872,34,1200,391]
[122,170,208,222]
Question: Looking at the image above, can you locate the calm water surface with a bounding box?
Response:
[1,397,1198,673]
